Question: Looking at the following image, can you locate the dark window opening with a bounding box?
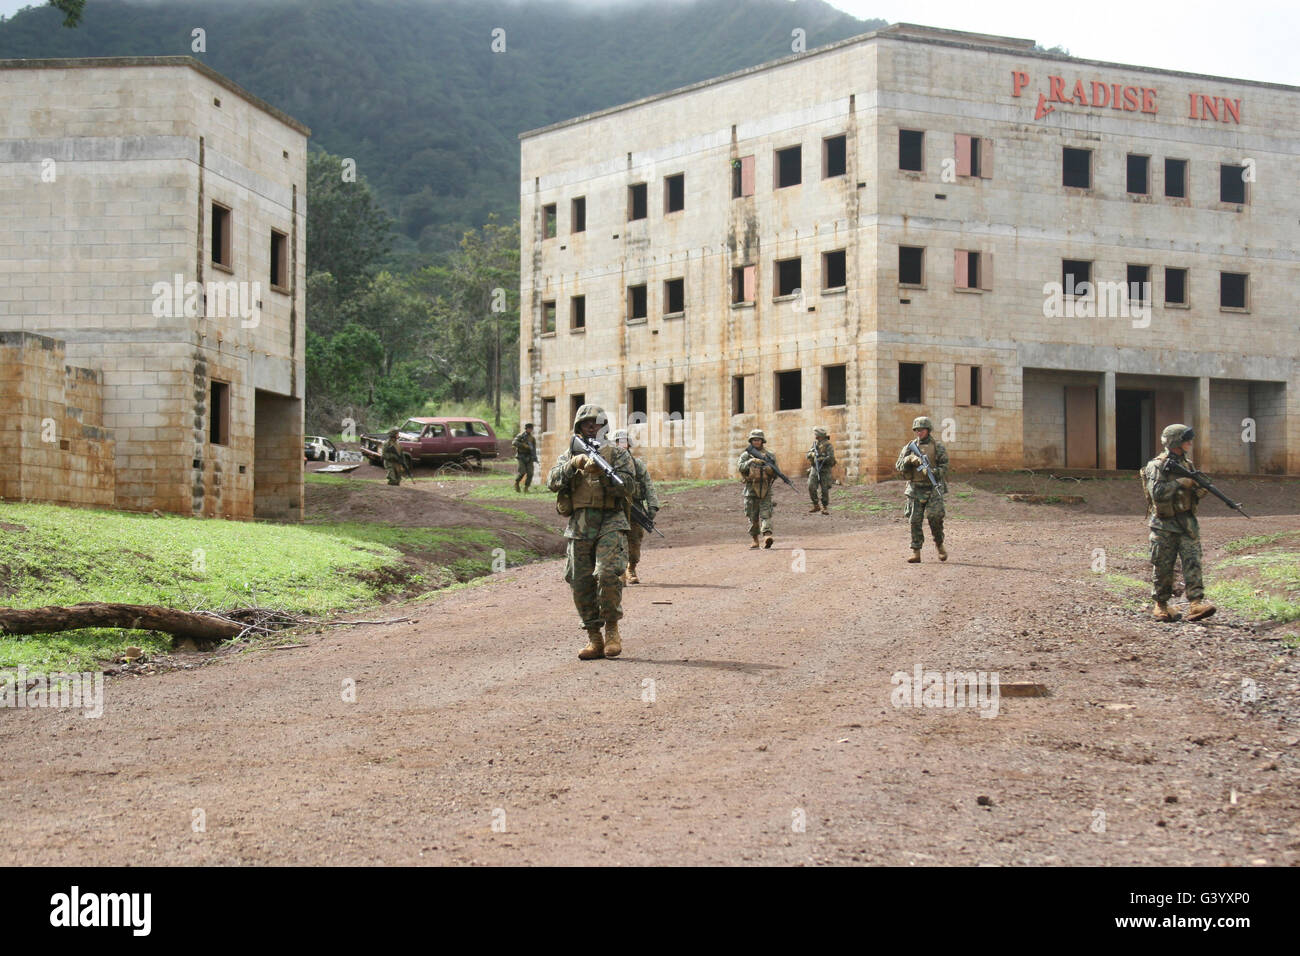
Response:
[732,156,754,198]
[899,129,924,171]
[543,203,557,238]
[628,284,647,321]
[664,278,684,314]
[1063,147,1091,188]
[627,386,647,422]
[211,203,231,268]
[1164,267,1188,305]
[665,173,685,213]
[571,196,586,233]
[570,394,585,424]
[969,366,982,407]
[958,251,981,289]
[775,258,802,297]
[898,363,923,405]
[1164,159,1187,199]
[209,380,230,445]
[1127,155,1150,194]
[628,183,647,220]
[1127,265,1150,304]
[543,300,556,333]
[969,137,982,177]
[270,230,288,290]
[732,265,755,304]
[899,246,924,285]
[732,375,746,415]
[665,382,685,418]
[823,365,846,407]
[823,250,846,289]
[1220,164,1246,204]
[776,145,802,188]
[1063,259,1092,296]
[570,295,585,330]
[823,135,847,178]
[775,370,802,411]
[542,397,555,433]
[1220,272,1248,309]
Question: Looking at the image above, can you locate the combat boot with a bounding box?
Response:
[627,565,639,584]
[764,534,774,549]
[513,479,521,493]
[578,628,605,660]
[908,549,921,563]
[821,506,829,515]
[603,621,622,658]
[936,543,948,561]
[619,569,629,585]
[1153,601,1180,622]
[750,535,760,549]
[1186,599,1217,621]
[809,504,821,513]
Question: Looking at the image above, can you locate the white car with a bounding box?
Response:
[304,436,339,462]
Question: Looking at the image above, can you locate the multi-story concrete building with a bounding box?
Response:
[0,56,308,518]
[519,23,1299,480]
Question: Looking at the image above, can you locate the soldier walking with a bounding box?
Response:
[546,404,637,660]
[1141,424,1216,622]
[738,428,778,549]
[806,426,836,514]
[512,422,538,492]
[612,429,660,584]
[381,427,404,486]
[895,416,949,562]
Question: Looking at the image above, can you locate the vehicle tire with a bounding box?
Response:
[461,452,482,471]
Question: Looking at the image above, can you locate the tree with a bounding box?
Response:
[50,0,84,27]
[306,149,396,300]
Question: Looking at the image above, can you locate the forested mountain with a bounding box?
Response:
[1,0,883,258]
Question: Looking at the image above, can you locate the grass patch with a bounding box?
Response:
[655,479,732,495]
[1208,548,1300,622]
[1223,531,1300,553]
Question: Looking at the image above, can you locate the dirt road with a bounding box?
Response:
[2,485,1298,865]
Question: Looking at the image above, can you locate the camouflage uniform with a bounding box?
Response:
[895,416,949,559]
[512,425,538,492]
[1141,423,1215,621]
[806,427,836,512]
[738,429,778,547]
[547,405,636,659]
[612,429,660,583]
[381,429,404,485]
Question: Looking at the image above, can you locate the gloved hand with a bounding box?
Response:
[905,454,921,467]
[570,454,590,471]
[582,455,604,476]
[1175,477,1198,489]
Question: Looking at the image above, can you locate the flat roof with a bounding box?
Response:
[520,22,1300,140]
[0,55,310,136]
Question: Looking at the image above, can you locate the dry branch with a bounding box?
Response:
[0,603,245,640]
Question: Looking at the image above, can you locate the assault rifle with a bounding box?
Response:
[904,439,944,498]
[1161,457,1250,518]
[400,454,416,484]
[571,434,665,537]
[745,444,796,490]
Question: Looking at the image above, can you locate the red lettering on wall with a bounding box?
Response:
[1072,79,1088,105]
[1111,83,1122,110]
[1012,70,1030,97]
[1035,93,1055,119]
[1140,88,1157,114]
[1122,86,1139,111]
[1189,93,1199,118]
[1222,98,1241,123]
[1090,82,1109,108]
[1048,75,1066,103]
[1201,95,1219,121]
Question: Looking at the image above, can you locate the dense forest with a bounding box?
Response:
[1,0,884,430]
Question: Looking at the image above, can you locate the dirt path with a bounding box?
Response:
[2,497,1297,865]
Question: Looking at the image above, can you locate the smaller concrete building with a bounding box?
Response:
[0,57,309,519]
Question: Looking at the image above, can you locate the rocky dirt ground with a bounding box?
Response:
[2,465,1297,865]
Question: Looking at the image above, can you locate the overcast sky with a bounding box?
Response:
[1,0,1295,86]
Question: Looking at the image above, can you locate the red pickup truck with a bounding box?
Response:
[360,417,499,469]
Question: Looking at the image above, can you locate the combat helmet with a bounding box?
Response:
[748,428,766,442]
[1161,423,1195,448]
[611,428,631,446]
[573,404,608,431]
[912,416,934,432]
[523,422,534,429]
[387,427,400,437]
[813,426,829,438]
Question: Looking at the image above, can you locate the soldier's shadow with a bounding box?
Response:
[609,657,784,675]
[632,582,735,589]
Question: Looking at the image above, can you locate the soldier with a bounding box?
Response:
[546,404,637,660]
[612,428,660,584]
[738,428,778,549]
[512,422,538,493]
[895,416,949,563]
[806,426,836,515]
[381,427,404,486]
[1141,424,1216,622]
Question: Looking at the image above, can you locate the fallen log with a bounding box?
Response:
[0,603,245,641]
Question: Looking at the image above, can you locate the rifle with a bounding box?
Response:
[1161,457,1250,518]
[571,434,665,537]
[400,454,416,485]
[745,444,795,490]
[904,440,944,498]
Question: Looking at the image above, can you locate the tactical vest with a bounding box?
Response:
[568,447,620,510]
[742,451,774,497]
[905,439,941,487]
[1143,453,1198,519]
